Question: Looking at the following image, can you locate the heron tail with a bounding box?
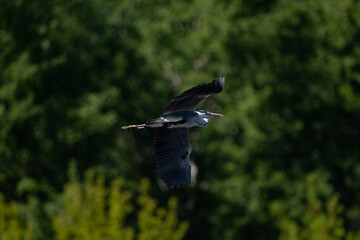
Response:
[122,124,146,130]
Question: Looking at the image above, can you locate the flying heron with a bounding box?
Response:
[122,77,225,188]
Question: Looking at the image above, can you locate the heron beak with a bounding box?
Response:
[209,112,224,117]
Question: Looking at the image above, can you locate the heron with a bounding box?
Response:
[122,77,225,188]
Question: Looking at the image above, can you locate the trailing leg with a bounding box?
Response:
[122,124,146,129]
[122,117,166,130]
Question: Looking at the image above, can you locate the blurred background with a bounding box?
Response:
[1,0,360,239]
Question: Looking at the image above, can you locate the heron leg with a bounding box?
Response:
[122,117,166,130]
[122,124,146,129]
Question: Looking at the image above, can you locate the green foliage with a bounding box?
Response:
[0,195,33,240]
[0,172,187,240]
[137,179,188,240]
[271,172,360,240]
[52,170,188,240]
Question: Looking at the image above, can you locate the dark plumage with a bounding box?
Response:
[154,128,191,188]
[163,77,225,114]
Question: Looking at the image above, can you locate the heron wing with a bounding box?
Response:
[154,128,191,188]
[163,77,225,115]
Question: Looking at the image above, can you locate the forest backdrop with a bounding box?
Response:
[1,0,360,239]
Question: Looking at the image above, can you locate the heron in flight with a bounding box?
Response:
[122,77,225,188]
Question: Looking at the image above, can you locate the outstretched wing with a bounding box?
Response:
[154,128,191,188]
[163,77,225,115]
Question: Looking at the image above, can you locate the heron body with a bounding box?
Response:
[122,77,225,188]
[146,110,222,129]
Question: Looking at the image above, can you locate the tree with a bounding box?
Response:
[271,172,360,240]
[52,170,188,240]
[0,194,34,240]
[0,168,188,240]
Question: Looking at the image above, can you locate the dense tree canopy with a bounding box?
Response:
[1,0,360,239]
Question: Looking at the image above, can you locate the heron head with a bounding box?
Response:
[197,110,224,119]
